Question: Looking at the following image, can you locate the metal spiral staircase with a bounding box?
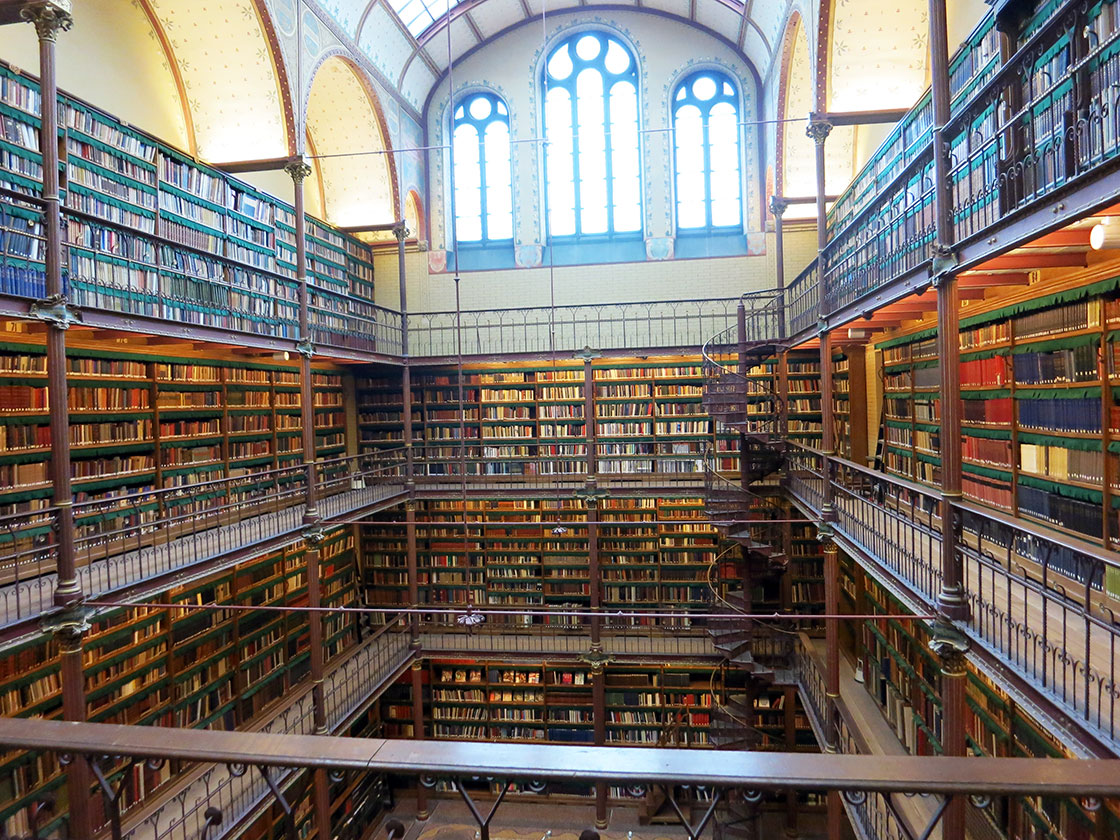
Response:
[700,300,792,840]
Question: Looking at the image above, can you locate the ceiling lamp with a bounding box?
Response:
[1090,220,1120,250]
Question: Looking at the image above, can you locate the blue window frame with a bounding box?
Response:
[672,71,742,231]
[452,92,513,244]
[542,32,641,238]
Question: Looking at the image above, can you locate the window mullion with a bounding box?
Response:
[569,79,582,236]
[603,70,614,235]
[702,108,713,229]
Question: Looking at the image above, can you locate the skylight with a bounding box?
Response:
[389,0,463,37]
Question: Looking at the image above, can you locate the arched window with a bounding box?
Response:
[452,92,513,244]
[543,32,641,238]
[673,71,742,230]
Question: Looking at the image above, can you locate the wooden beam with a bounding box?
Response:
[958,273,1032,287]
[217,157,294,174]
[980,253,1088,270]
[1022,230,1093,248]
[821,109,910,126]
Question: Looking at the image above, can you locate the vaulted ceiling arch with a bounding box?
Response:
[305,54,399,227]
[137,0,297,162]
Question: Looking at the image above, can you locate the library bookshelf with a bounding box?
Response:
[874,271,1120,587]
[0,530,360,838]
[0,331,351,568]
[838,550,1120,840]
[356,357,745,477]
[0,61,381,348]
[359,495,720,620]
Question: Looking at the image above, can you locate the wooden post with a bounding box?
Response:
[57,620,93,840]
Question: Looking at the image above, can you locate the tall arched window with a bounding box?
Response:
[673,71,742,230]
[543,32,641,237]
[453,92,513,244]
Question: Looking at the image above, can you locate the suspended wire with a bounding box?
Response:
[83,600,935,621]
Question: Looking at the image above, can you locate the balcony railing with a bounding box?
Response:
[418,621,722,657]
[120,618,412,840]
[0,449,409,629]
[0,189,405,357]
[405,297,749,358]
[816,0,1119,323]
[795,634,921,840]
[784,441,1120,753]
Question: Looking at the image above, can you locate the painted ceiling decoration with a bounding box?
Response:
[826,0,929,112]
[780,14,854,219]
[305,56,398,227]
[324,0,786,111]
[142,0,293,162]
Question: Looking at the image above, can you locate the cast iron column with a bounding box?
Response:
[285,159,319,524]
[24,4,78,606]
[930,624,970,840]
[928,0,968,624]
[411,659,429,819]
[807,118,835,519]
[395,221,414,482]
[820,526,842,840]
[770,197,789,341]
[285,158,331,839]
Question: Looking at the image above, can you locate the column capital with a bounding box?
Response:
[393,220,410,242]
[805,114,833,145]
[928,620,970,675]
[284,158,313,183]
[769,196,789,218]
[41,605,92,649]
[21,2,72,41]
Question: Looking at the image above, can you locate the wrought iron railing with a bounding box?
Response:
[0,449,409,628]
[119,617,412,840]
[0,188,405,356]
[785,258,819,338]
[814,0,1119,323]
[406,297,750,358]
[783,442,1120,753]
[795,634,920,840]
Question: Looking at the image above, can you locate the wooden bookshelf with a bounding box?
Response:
[359,496,718,622]
[356,357,743,477]
[0,62,377,340]
[850,569,1117,840]
[0,334,349,547]
[875,276,1120,552]
[0,531,359,838]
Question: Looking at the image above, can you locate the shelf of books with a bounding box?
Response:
[359,496,717,623]
[387,660,718,750]
[876,275,1120,551]
[748,351,822,448]
[0,332,350,554]
[788,520,825,618]
[0,531,358,838]
[831,349,867,463]
[355,357,741,476]
[854,567,1120,840]
[0,61,378,344]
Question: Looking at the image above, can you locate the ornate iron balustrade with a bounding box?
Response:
[0,189,405,357]
[785,258,820,338]
[405,297,753,359]
[0,450,409,629]
[783,441,1120,753]
[5,715,1119,840]
[813,0,1118,324]
[117,618,412,840]
[795,634,921,840]
[946,1,1120,246]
